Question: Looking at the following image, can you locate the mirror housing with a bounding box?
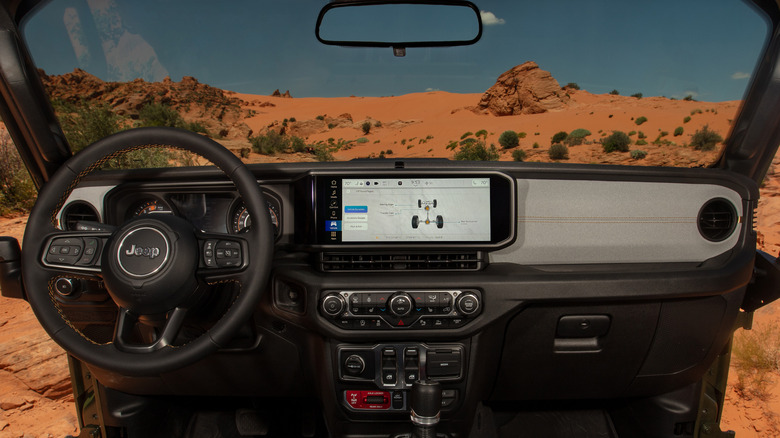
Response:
[316,1,483,52]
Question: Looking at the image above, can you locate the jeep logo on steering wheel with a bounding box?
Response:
[116,227,170,278]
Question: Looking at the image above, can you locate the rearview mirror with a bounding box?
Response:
[316,1,482,50]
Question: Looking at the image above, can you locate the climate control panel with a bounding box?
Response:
[320,290,482,330]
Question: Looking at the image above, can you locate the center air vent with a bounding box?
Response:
[698,198,737,242]
[320,252,483,272]
[61,202,99,231]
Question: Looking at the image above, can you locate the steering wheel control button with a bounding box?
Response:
[45,237,85,265]
[322,295,346,317]
[116,227,170,278]
[54,278,79,297]
[215,240,242,268]
[389,293,412,316]
[456,293,480,316]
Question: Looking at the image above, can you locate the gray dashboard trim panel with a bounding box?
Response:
[491,179,744,265]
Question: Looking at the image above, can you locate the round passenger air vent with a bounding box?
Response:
[61,202,99,231]
[697,198,737,242]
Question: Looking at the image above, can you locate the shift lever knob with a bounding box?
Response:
[410,380,442,427]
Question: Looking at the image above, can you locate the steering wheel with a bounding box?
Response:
[22,127,273,376]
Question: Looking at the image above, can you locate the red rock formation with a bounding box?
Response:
[478,61,569,116]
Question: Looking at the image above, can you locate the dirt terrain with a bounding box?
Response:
[0,64,774,436]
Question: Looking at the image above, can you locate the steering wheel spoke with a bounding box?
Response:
[113,306,189,353]
[41,231,111,276]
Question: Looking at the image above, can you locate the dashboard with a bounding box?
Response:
[51,161,757,438]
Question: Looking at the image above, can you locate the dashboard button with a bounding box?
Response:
[389,293,412,317]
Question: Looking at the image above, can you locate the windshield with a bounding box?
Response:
[22,0,768,166]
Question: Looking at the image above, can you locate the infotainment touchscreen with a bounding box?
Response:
[316,175,513,245]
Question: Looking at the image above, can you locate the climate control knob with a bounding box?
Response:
[322,294,346,317]
[389,293,413,317]
[456,293,480,316]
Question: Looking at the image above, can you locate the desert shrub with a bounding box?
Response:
[602,131,631,153]
[635,139,648,146]
[690,125,723,151]
[683,94,695,101]
[460,138,479,147]
[186,121,210,135]
[565,82,580,90]
[548,143,569,160]
[691,109,703,115]
[631,93,643,99]
[637,131,646,139]
[628,131,636,136]
[239,147,251,159]
[291,136,306,153]
[314,144,334,162]
[475,129,488,139]
[327,123,335,129]
[511,149,526,162]
[453,141,499,161]
[250,131,288,155]
[356,137,369,144]
[460,131,473,140]
[518,132,527,139]
[564,128,591,146]
[630,150,647,160]
[684,116,692,123]
[551,131,568,144]
[446,141,458,151]
[137,103,186,129]
[0,132,36,215]
[609,89,620,95]
[361,121,371,135]
[316,115,325,120]
[674,127,684,136]
[732,322,780,400]
[374,120,382,127]
[55,102,123,152]
[385,149,393,155]
[532,142,540,149]
[635,116,648,125]
[498,130,519,149]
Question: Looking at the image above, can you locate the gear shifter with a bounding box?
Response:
[410,380,442,438]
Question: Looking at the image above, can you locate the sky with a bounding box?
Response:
[22,0,769,102]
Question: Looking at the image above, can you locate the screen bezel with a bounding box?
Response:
[313,172,515,249]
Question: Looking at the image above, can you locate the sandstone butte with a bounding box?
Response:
[477,61,570,116]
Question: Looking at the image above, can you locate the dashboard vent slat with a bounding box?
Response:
[61,202,100,231]
[321,252,483,272]
[698,199,737,242]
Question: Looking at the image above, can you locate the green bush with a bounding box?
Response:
[0,133,36,215]
[239,148,251,159]
[385,149,393,155]
[628,131,637,136]
[137,103,186,129]
[637,131,646,139]
[250,131,289,155]
[602,131,631,153]
[374,120,382,127]
[690,125,723,151]
[674,127,684,136]
[56,102,123,152]
[361,121,371,135]
[314,144,334,162]
[635,139,648,146]
[291,136,306,153]
[635,116,648,126]
[630,150,647,160]
[446,141,458,151]
[498,130,519,149]
[316,115,325,121]
[548,143,569,160]
[684,116,692,123]
[518,132,527,139]
[289,117,296,122]
[511,149,526,162]
[564,128,591,146]
[460,138,478,147]
[551,131,568,144]
[609,89,620,95]
[475,129,488,139]
[565,82,580,90]
[460,131,473,140]
[532,142,540,149]
[631,93,643,99]
[356,137,369,144]
[453,141,499,161]
[683,94,695,101]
